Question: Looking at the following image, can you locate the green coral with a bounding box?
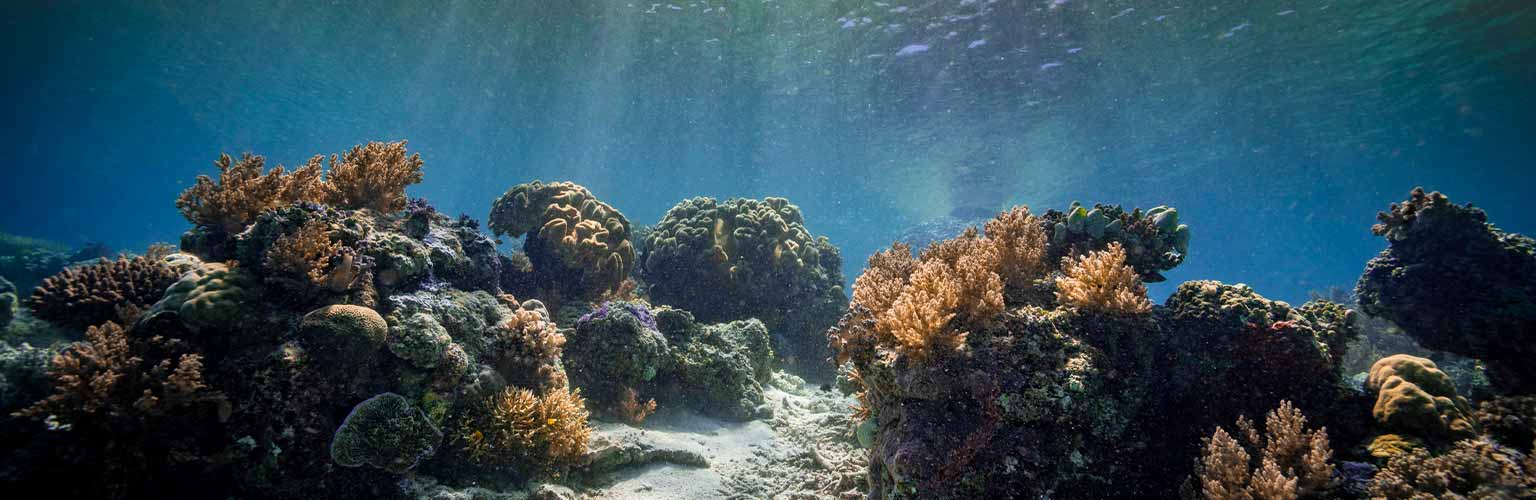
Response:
[386,312,453,369]
[155,262,260,333]
[1043,203,1190,282]
[330,392,443,473]
[1367,354,1478,444]
[640,196,845,376]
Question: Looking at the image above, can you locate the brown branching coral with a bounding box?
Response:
[27,255,182,329]
[263,220,365,293]
[460,386,592,472]
[616,387,657,425]
[1055,242,1154,315]
[1196,401,1335,500]
[16,321,226,422]
[321,140,425,212]
[16,322,134,417]
[1369,438,1536,499]
[850,242,917,318]
[175,152,325,232]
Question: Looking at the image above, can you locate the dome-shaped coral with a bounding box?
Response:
[1366,354,1477,444]
[299,304,388,359]
[155,262,259,333]
[330,392,442,473]
[488,181,635,301]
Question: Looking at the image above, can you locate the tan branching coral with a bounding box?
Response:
[460,386,592,472]
[983,206,1050,290]
[616,387,658,425]
[17,321,226,422]
[491,301,569,393]
[489,181,635,299]
[264,220,355,291]
[321,140,425,212]
[1055,242,1153,314]
[175,152,325,232]
[27,255,182,329]
[850,243,917,318]
[1196,401,1335,500]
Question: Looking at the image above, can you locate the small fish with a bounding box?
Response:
[895,44,930,57]
[1040,61,1063,70]
[1108,8,1135,20]
[968,39,987,49]
[1067,47,1083,54]
[1277,10,1295,16]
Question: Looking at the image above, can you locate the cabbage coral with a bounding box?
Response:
[321,140,425,212]
[488,180,635,301]
[175,152,325,232]
[460,386,592,472]
[1054,242,1153,315]
[27,255,182,328]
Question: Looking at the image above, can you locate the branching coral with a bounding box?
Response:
[983,206,1050,291]
[175,152,325,232]
[1196,401,1335,500]
[264,220,344,287]
[489,181,635,300]
[27,255,182,329]
[16,321,226,423]
[1054,242,1153,315]
[460,386,592,472]
[616,387,657,425]
[490,298,568,393]
[321,140,425,212]
[1369,438,1536,499]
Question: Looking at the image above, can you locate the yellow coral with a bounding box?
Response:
[462,386,592,472]
[321,140,425,212]
[175,153,325,232]
[1054,242,1153,314]
[1197,401,1334,500]
[1366,354,1477,442]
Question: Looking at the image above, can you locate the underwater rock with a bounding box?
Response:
[641,196,845,379]
[566,301,668,409]
[0,341,55,415]
[330,392,443,473]
[1356,188,1536,393]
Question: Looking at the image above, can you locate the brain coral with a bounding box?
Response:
[641,196,845,375]
[1366,354,1477,443]
[299,304,388,359]
[330,392,443,473]
[27,255,182,329]
[488,181,635,301]
[1356,188,1536,392]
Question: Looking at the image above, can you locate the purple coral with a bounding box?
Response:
[577,301,657,331]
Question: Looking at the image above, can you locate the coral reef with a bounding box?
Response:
[565,300,668,410]
[1194,401,1336,500]
[640,196,845,377]
[1356,188,1536,392]
[1054,241,1154,314]
[26,255,182,329]
[488,181,635,302]
[330,392,443,473]
[1366,354,1478,451]
[1369,438,1536,499]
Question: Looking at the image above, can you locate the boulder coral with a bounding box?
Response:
[27,255,182,329]
[330,392,443,473]
[298,304,388,361]
[1356,188,1536,392]
[1366,354,1478,446]
[152,261,259,334]
[641,196,845,377]
[488,180,635,301]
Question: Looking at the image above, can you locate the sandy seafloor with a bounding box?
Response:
[411,373,867,500]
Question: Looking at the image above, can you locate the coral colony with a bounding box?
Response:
[1,141,1533,499]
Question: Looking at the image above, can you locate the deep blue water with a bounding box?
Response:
[3,0,1533,304]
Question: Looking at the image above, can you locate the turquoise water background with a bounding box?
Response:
[3,0,1533,303]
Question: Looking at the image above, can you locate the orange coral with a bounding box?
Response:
[1054,242,1153,314]
[1197,401,1335,500]
[461,386,592,471]
[321,140,425,212]
[175,152,325,232]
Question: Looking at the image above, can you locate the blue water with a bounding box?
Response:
[3,0,1533,304]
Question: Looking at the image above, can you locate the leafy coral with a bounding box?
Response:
[27,255,182,329]
[488,180,634,304]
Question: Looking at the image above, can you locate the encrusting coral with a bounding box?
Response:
[27,255,182,329]
[1194,401,1336,500]
[488,180,635,302]
[1054,241,1154,315]
[640,196,845,376]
